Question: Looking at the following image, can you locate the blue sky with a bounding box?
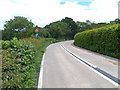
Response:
[0,0,119,29]
[60,0,93,6]
[60,1,92,6]
[77,2,92,6]
[60,2,66,5]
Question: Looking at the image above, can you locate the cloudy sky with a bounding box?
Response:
[0,0,119,29]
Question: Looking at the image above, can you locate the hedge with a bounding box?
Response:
[74,24,120,59]
[1,37,60,88]
[1,37,35,88]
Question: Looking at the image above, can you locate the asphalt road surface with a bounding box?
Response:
[38,40,119,88]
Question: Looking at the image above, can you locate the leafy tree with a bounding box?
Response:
[2,29,16,40]
[76,21,107,32]
[3,16,34,40]
[76,21,88,32]
[45,21,69,39]
[110,18,120,24]
[4,16,34,31]
[61,17,79,39]
[115,18,120,24]
[38,30,51,38]
[0,30,2,40]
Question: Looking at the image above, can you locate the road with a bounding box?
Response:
[38,40,119,88]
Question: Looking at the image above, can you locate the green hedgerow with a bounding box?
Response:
[74,24,120,59]
[2,37,34,88]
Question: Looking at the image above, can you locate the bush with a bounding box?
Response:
[74,24,120,59]
[1,37,34,88]
[1,37,60,88]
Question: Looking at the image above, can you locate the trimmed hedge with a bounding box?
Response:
[74,24,120,59]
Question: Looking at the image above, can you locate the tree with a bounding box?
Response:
[61,17,78,39]
[76,20,107,32]
[4,16,34,31]
[45,21,69,39]
[38,30,51,38]
[110,18,120,24]
[3,16,34,40]
[0,30,2,40]
[45,17,79,39]
[115,18,120,24]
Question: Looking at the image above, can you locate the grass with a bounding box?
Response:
[19,37,59,88]
[1,37,63,88]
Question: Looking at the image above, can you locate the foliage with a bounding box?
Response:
[1,37,59,88]
[76,20,108,32]
[2,16,119,41]
[61,17,79,39]
[45,17,78,39]
[0,30,2,40]
[45,21,69,39]
[110,18,120,24]
[2,37,34,88]
[2,16,34,40]
[4,16,34,31]
[37,30,50,38]
[74,24,120,59]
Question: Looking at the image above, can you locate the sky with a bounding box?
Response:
[0,0,119,29]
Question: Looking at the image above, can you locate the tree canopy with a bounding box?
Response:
[3,16,34,40]
[61,17,78,39]
[2,16,119,40]
[45,17,79,39]
[4,16,34,31]
[45,21,69,39]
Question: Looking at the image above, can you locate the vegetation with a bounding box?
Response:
[61,17,79,39]
[45,21,69,39]
[76,20,108,32]
[1,15,120,88]
[2,16,34,40]
[45,17,79,39]
[1,37,58,88]
[44,17,119,40]
[1,37,34,88]
[2,16,119,41]
[74,24,120,59]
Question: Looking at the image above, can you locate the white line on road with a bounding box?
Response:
[60,45,119,87]
[37,53,45,89]
[37,43,55,89]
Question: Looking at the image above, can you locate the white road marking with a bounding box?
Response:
[60,45,119,87]
[37,43,55,89]
[37,53,45,89]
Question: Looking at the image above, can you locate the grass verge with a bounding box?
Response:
[1,37,59,88]
[20,37,59,88]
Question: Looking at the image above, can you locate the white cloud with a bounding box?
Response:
[0,0,119,29]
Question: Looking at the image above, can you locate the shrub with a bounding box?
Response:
[1,37,60,88]
[1,37,34,88]
[74,24,120,59]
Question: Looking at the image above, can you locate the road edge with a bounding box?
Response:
[37,52,45,89]
[61,45,119,87]
[37,43,54,89]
